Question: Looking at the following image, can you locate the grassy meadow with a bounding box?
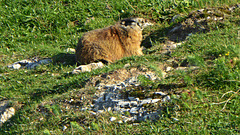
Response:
[0,0,239,134]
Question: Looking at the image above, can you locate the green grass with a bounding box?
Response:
[0,0,240,134]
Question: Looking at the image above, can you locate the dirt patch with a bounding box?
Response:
[85,66,160,88]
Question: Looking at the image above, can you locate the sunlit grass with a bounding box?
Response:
[0,0,239,134]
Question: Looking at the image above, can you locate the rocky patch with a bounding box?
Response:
[7,57,52,70]
[168,4,240,42]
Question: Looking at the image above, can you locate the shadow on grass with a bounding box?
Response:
[29,74,89,102]
[51,53,77,66]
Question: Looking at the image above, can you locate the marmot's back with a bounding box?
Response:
[75,17,152,65]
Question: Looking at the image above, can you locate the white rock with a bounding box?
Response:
[132,123,139,126]
[89,62,104,70]
[74,65,91,72]
[176,67,188,71]
[151,99,161,103]
[162,95,171,102]
[154,92,167,96]
[166,67,173,72]
[110,117,117,122]
[107,107,112,112]
[172,118,179,121]
[8,64,21,69]
[90,111,97,115]
[124,116,137,122]
[118,120,123,124]
[66,48,76,53]
[97,110,104,113]
[140,98,152,106]
[18,59,35,65]
[0,107,15,127]
[130,107,139,114]
[73,62,104,73]
[63,125,67,131]
[118,101,130,108]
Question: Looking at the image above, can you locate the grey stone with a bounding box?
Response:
[154,92,167,96]
[122,116,136,123]
[140,98,152,106]
[118,101,130,108]
[151,99,161,103]
[38,59,52,64]
[7,58,52,70]
[96,97,104,102]
[162,95,171,102]
[27,63,40,69]
[143,112,160,121]
[130,107,139,114]
[130,101,138,107]
[128,97,137,101]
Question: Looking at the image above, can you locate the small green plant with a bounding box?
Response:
[70,121,85,133]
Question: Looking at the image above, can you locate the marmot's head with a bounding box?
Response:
[120,17,153,30]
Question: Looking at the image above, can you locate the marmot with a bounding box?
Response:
[75,17,152,65]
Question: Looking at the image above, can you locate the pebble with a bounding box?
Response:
[90,111,97,115]
[118,120,123,124]
[130,107,139,114]
[110,117,117,122]
[63,125,67,131]
[66,48,76,53]
[162,95,171,102]
[0,107,15,127]
[172,118,179,121]
[140,98,152,106]
[128,97,136,101]
[154,92,167,96]
[151,99,161,103]
[166,67,173,72]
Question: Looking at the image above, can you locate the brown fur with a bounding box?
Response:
[75,18,152,65]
